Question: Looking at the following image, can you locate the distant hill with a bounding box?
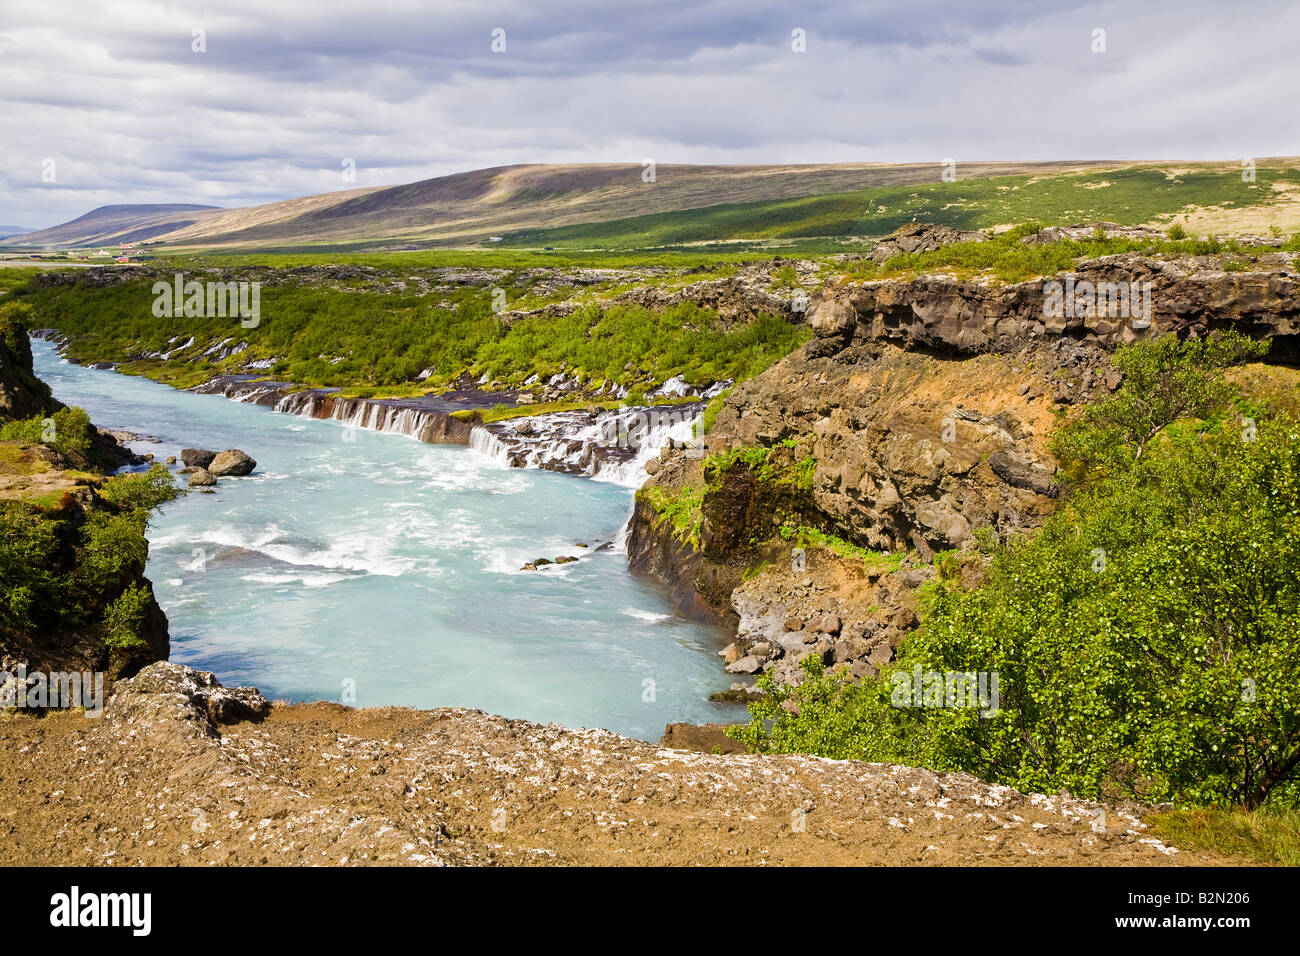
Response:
[3,204,221,248]
[4,162,1113,251]
[0,225,32,239]
[7,159,1299,252]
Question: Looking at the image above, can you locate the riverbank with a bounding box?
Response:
[0,661,1239,866]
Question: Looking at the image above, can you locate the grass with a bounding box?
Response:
[499,163,1300,250]
[779,524,905,573]
[14,277,809,397]
[838,222,1299,284]
[1149,807,1300,865]
[638,484,704,547]
[0,442,49,477]
[155,247,776,270]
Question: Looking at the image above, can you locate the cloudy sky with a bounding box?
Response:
[1,0,1296,228]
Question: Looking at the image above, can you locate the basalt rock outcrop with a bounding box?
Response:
[629,250,1300,687]
[814,252,1300,357]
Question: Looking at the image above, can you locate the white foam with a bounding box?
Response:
[622,608,670,623]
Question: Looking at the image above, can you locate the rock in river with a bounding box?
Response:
[188,468,217,487]
[208,449,257,476]
[181,448,217,468]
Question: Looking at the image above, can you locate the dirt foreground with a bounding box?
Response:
[0,663,1240,866]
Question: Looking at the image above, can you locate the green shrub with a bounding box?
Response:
[739,333,1300,810]
[0,502,64,629]
[102,584,153,651]
[99,463,181,514]
[0,405,93,459]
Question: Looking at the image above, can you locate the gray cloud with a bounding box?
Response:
[0,0,1295,227]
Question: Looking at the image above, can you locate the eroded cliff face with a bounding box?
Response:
[815,252,1300,357]
[627,248,1300,686]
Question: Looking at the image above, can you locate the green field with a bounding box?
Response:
[500,164,1300,250]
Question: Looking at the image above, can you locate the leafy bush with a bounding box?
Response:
[0,300,36,354]
[0,502,64,629]
[0,405,94,459]
[99,463,181,514]
[739,333,1300,809]
[102,584,153,651]
[1050,331,1268,481]
[0,466,178,655]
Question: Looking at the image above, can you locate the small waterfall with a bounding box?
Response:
[468,425,515,464]
[191,361,710,485]
[194,377,469,445]
[467,404,704,487]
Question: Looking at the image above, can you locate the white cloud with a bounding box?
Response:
[0,0,1295,227]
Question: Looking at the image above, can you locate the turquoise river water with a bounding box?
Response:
[32,339,736,738]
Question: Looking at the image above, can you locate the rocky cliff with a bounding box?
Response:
[815,251,1299,357]
[628,239,1300,687]
[0,310,169,681]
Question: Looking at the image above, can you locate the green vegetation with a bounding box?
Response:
[102,584,155,651]
[0,465,179,661]
[1150,807,1300,866]
[703,444,815,493]
[158,248,771,270]
[501,164,1300,250]
[779,524,904,574]
[474,304,808,390]
[636,484,704,547]
[13,278,808,396]
[1049,331,1270,481]
[839,221,1296,284]
[0,405,93,459]
[697,388,732,435]
[735,333,1300,812]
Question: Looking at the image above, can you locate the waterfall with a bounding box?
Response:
[467,403,704,487]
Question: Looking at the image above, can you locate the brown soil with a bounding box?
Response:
[0,687,1245,867]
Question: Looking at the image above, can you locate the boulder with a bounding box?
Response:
[659,722,747,754]
[724,655,763,675]
[808,297,857,337]
[105,661,270,734]
[811,612,842,635]
[208,449,256,476]
[180,448,216,469]
[988,450,1061,498]
[188,469,216,487]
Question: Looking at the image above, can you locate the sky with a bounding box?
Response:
[1,0,1296,229]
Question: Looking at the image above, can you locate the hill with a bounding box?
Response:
[5,161,1117,252]
[5,203,221,248]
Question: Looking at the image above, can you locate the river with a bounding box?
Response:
[32,339,737,739]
